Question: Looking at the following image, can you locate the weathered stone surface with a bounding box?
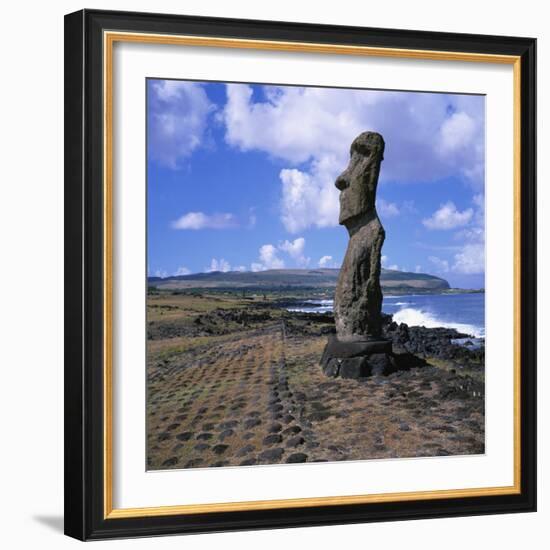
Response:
[334,131,386,341]
[321,335,392,365]
[320,132,395,379]
[339,357,369,379]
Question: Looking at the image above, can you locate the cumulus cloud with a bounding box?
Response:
[420,194,485,277]
[429,256,450,273]
[258,244,285,270]
[171,212,237,230]
[279,237,310,266]
[153,269,168,278]
[279,159,341,233]
[378,199,400,218]
[206,258,231,272]
[222,84,484,232]
[452,243,485,274]
[174,266,191,276]
[250,244,285,271]
[381,255,399,271]
[451,194,485,274]
[250,237,316,271]
[148,80,216,168]
[423,201,473,230]
[318,255,335,268]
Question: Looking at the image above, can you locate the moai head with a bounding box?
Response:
[335,132,385,229]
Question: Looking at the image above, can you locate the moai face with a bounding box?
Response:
[335,132,385,228]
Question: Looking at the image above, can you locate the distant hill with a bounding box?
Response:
[148,268,450,293]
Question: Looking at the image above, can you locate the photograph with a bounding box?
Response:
[145,79,487,470]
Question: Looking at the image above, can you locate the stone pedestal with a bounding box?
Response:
[320,335,395,379]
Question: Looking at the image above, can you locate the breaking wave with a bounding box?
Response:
[392,307,484,338]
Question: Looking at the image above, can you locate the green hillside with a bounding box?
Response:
[148,268,450,293]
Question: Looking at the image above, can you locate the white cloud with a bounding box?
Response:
[279,237,309,266]
[454,226,484,243]
[251,237,315,271]
[258,244,285,270]
[279,160,340,233]
[235,265,247,272]
[452,244,485,274]
[438,112,476,154]
[171,212,237,230]
[149,81,215,168]
[174,266,191,276]
[437,111,484,182]
[378,199,400,218]
[428,256,450,273]
[279,237,304,257]
[415,265,422,273]
[154,269,168,278]
[318,255,334,268]
[222,84,484,232]
[207,258,231,272]
[452,194,485,275]
[387,264,400,271]
[423,201,473,230]
[381,255,388,267]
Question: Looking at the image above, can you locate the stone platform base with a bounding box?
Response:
[320,335,395,378]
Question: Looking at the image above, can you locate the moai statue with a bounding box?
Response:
[321,132,393,379]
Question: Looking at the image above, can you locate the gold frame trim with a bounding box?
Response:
[103,31,522,520]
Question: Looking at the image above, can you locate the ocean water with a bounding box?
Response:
[288,292,485,338]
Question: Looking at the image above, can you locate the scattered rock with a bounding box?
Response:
[263,434,283,446]
[212,444,229,455]
[244,418,262,429]
[286,435,305,448]
[236,444,255,457]
[258,448,284,462]
[218,429,234,441]
[286,453,308,463]
[219,420,239,429]
[175,431,194,441]
[185,458,204,468]
[282,425,302,436]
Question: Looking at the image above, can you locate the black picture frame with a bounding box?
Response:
[64,8,536,541]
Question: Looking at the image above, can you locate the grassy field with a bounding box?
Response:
[147,290,484,470]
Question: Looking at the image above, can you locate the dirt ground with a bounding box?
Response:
[146,292,484,470]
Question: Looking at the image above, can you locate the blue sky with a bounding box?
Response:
[147,79,485,289]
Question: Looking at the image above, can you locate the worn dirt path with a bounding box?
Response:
[147,323,484,470]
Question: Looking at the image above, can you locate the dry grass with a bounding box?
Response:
[147,293,484,470]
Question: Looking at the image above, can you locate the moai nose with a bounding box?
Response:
[335,173,349,190]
